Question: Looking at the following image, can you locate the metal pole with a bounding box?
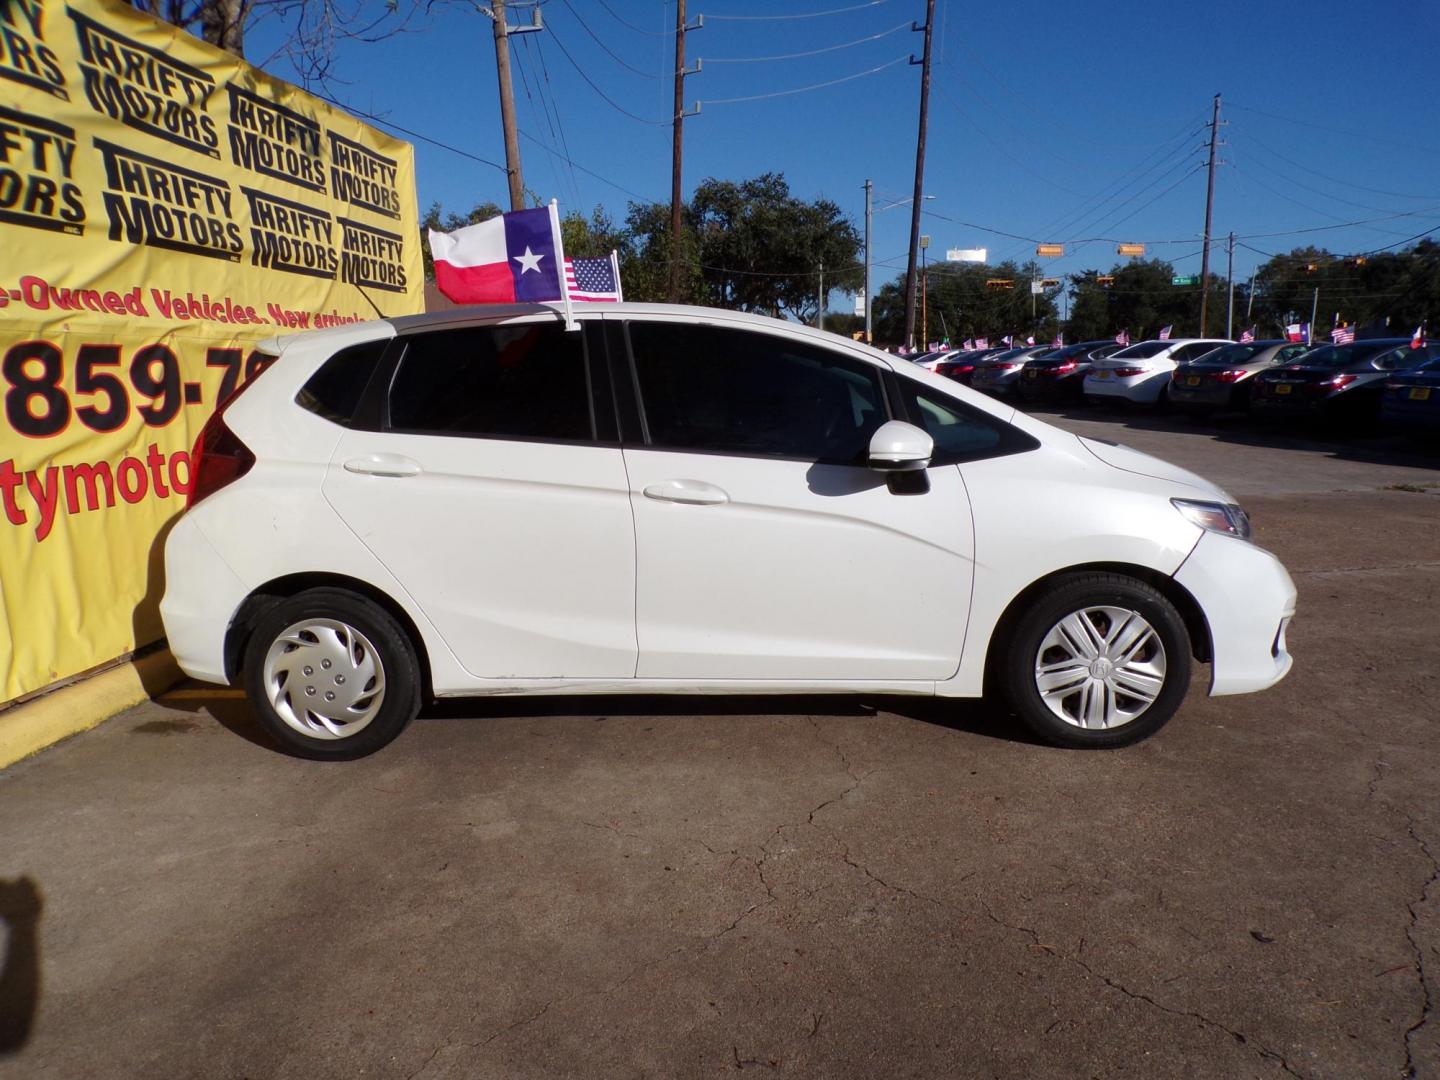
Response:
[902,0,935,350]
[667,0,687,302]
[1198,93,1221,335]
[817,260,824,331]
[491,0,525,210]
[863,179,872,344]
[1246,273,1255,321]
[1226,231,1235,339]
[921,248,927,346]
[1309,286,1318,344]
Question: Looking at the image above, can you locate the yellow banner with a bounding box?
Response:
[0,0,423,702]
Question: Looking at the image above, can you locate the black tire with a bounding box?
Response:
[242,588,422,759]
[996,572,1192,749]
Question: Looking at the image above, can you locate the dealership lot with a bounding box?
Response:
[1,414,1436,1079]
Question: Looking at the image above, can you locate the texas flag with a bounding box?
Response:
[1412,324,1426,349]
[1001,334,1013,347]
[1286,322,1309,343]
[1158,325,1172,340]
[428,205,565,304]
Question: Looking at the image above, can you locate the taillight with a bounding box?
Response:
[1112,366,1147,378]
[1000,363,1022,371]
[1325,374,1359,390]
[187,414,255,509]
[1214,369,1249,383]
[1054,361,1077,373]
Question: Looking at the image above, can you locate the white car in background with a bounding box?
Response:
[1084,339,1232,406]
[161,305,1293,759]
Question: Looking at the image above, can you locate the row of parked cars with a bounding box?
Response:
[911,336,1440,435]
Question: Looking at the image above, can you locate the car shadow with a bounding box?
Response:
[156,684,1041,752]
[1023,403,1440,471]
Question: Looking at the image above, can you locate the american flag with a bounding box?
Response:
[564,254,622,302]
[1051,333,1064,348]
[962,338,974,350]
[1115,329,1129,346]
[1239,326,1256,343]
[975,337,989,349]
[1331,325,1355,344]
[1158,325,1172,340]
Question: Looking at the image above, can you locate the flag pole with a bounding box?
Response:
[548,198,577,332]
[610,249,624,302]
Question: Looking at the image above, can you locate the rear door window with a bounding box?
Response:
[387,321,594,441]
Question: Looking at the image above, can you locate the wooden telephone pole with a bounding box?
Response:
[902,0,935,349]
[1198,93,1223,335]
[668,4,702,302]
[482,0,542,211]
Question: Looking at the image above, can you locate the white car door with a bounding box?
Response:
[322,317,637,679]
[616,316,978,682]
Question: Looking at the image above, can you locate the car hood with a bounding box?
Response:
[1077,436,1231,502]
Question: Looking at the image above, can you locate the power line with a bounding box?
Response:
[932,82,1086,196]
[527,35,585,209]
[1072,164,1206,246]
[700,55,909,106]
[1238,131,1436,201]
[546,26,671,124]
[702,21,910,63]
[593,0,671,37]
[512,34,581,208]
[1228,102,1440,157]
[704,0,894,21]
[307,90,507,174]
[1236,137,1427,215]
[517,128,656,202]
[556,0,663,79]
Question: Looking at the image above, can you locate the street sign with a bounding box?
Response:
[947,247,987,263]
[1117,243,1146,256]
[1040,278,1060,287]
[986,279,1014,290]
[1036,243,1064,257]
[1097,276,1115,286]
[1172,275,1199,286]
[1030,280,1044,295]
[853,293,865,317]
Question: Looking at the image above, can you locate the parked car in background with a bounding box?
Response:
[935,348,1003,385]
[1380,354,1440,438]
[910,349,958,372]
[161,302,1295,759]
[1084,339,1233,407]
[1251,338,1438,428]
[1017,341,1125,404]
[969,345,1057,397]
[1167,340,1315,414]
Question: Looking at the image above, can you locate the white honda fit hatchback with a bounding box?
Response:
[161,304,1295,759]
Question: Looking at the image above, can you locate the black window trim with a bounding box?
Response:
[886,370,1042,467]
[375,314,618,448]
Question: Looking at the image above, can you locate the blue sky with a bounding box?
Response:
[250,0,1440,306]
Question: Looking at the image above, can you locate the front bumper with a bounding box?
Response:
[1173,531,1296,696]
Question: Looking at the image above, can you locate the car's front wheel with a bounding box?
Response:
[242,588,422,759]
[997,573,1192,748]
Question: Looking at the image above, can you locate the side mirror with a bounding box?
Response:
[868,419,933,472]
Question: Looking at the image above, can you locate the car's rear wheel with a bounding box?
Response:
[242,588,422,759]
[997,573,1192,748]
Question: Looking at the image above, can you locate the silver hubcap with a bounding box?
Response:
[1034,606,1167,729]
[262,619,385,740]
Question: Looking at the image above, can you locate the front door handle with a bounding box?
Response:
[642,479,729,506]
[343,454,422,478]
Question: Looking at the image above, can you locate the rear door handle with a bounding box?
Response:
[642,479,729,506]
[343,454,422,478]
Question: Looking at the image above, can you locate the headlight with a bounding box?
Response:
[1172,498,1252,540]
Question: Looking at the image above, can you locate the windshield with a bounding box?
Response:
[1296,342,1401,369]
[1194,343,1265,366]
[1110,341,1172,359]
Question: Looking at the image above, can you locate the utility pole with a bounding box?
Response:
[902,0,935,350]
[1246,273,1256,321]
[817,261,824,332]
[920,239,929,346]
[1198,93,1223,336]
[668,4,702,302]
[1309,286,1319,344]
[1225,231,1235,339]
[863,179,872,343]
[482,0,542,211]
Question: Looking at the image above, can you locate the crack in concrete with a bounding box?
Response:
[1401,816,1438,1080]
[732,1044,779,1070]
[974,900,1306,1079]
[480,1000,552,1047]
[1291,561,1440,576]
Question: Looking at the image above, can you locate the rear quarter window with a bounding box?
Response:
[295,339,388,426]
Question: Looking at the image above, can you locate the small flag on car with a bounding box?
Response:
[1158,325,1172,340]
[564,254,623,302]
[1239,326,1256,343]
[1331,325,1355,344]
[1412,324,1426,348]
[1051,333,1063,348]
[1115,329,1129,346]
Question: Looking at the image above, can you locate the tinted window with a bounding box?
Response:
[1195,343,1263,366]
[387,321,592,440]
[628,322,887,465]
[296,339,387,426]
[1374,343,1440,370]
[1273,344,1311,363]
[1174,343,1223,362]
[1301,341,1404,369]
[898,383,1037,466]
[1111,341,1171,359]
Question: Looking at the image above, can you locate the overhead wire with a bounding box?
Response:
[546,26,671,124]
[1228,102,1440,157]
[1238,131,1437,201]
[703,0,895,21]
[512,34,582,208]
[699,55,910,106]
[931,82,1087,196]
[702,20,911,63]
[307,89,507,174]
[593,0,671,37]
[531,35,587,209]
[556,0,663,79]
